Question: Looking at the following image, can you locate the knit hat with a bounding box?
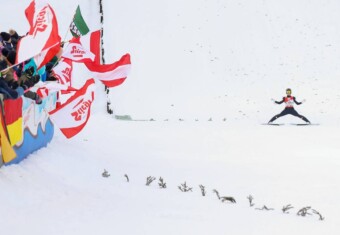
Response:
[0,32,11,42]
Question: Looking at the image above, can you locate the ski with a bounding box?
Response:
[262,123,319,126]
[262,123,284,126]
[290,123,319,126]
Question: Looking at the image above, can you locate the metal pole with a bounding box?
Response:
[99,0,114,115]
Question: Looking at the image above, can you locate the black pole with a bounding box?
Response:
[99,0,113,115]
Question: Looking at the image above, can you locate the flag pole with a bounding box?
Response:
[99,0,114,116]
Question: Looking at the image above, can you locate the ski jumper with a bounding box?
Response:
[269,96,310,123]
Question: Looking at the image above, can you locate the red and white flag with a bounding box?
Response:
[48,79,95,139]
[16,0,61,69]
[85,53,131,87]
[80,30,101,64]
[73,30,131,87]
[36,82,77,98]
[33,43,61,70]
[52,58,73,86]
[61,37,95,63]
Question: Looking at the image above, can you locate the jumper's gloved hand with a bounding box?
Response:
[301,99,306,103]
[271,98,275,103]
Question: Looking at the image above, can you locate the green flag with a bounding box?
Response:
[70,6,90,37]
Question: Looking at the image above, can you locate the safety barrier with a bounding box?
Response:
[0,93,57,166]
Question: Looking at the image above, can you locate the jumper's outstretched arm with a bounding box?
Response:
[293,97,305,105]
[272,97,284,104]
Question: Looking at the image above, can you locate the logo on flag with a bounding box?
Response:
[70,46,87,58]
[71,98,93,121]
[61,39,95,63]
[32,6,49,36]
[52,58,73,86]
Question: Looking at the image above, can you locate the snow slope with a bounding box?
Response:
[1,0,340,234]
[105,0,340,123]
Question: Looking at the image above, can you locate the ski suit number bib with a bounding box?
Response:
[284,96,294,108]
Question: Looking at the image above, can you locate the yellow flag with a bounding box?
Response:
[0,112,16,163]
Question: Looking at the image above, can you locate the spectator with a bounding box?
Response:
[0,61,42,104]
[0,32,18,51]
[8,29,20,40]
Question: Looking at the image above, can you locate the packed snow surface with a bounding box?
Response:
[1,0,340,234]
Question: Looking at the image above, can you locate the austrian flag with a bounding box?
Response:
[48,79,95,139]
[85,53,131,87]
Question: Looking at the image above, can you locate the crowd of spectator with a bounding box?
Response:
[0,29,60,104]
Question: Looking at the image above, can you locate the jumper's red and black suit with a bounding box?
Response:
[268,96,310,123]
